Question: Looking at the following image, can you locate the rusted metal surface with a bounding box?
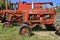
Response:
[0,0,56,27]
[21,27,29,35]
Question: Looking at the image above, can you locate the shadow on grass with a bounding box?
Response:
[32,25,56,31]
[30,25,58,36]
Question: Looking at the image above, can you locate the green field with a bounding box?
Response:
[0,23,60,40]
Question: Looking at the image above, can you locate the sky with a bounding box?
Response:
[11,0,60,6]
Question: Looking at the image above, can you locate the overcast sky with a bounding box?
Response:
[11,0,60,6]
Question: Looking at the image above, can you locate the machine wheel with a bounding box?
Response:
[19,24,32,36]
[3,22,10,27]
[56,28,60,35]
[54,12,60,35]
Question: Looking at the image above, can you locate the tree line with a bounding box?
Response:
[0,0,5,9]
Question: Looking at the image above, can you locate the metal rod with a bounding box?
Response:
[32,0,34,10]
[6,0,8,10]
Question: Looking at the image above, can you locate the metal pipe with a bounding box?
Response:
[6,0,8,10]
[32,0,34,10]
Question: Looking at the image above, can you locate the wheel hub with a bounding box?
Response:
[21,27,29,35]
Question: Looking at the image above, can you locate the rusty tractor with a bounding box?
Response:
[0,0,60,36]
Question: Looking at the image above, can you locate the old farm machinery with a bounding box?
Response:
[0,0,60,36]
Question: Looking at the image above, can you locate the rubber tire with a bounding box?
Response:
[54,12,60,35]
[19,24,32,36]
[3,22,10,27]
[56,28,60,36]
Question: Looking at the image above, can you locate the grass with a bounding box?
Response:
[0,23,60,40]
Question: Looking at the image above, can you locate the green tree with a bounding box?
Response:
[0,0,5,9]
[56,6,60,12]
